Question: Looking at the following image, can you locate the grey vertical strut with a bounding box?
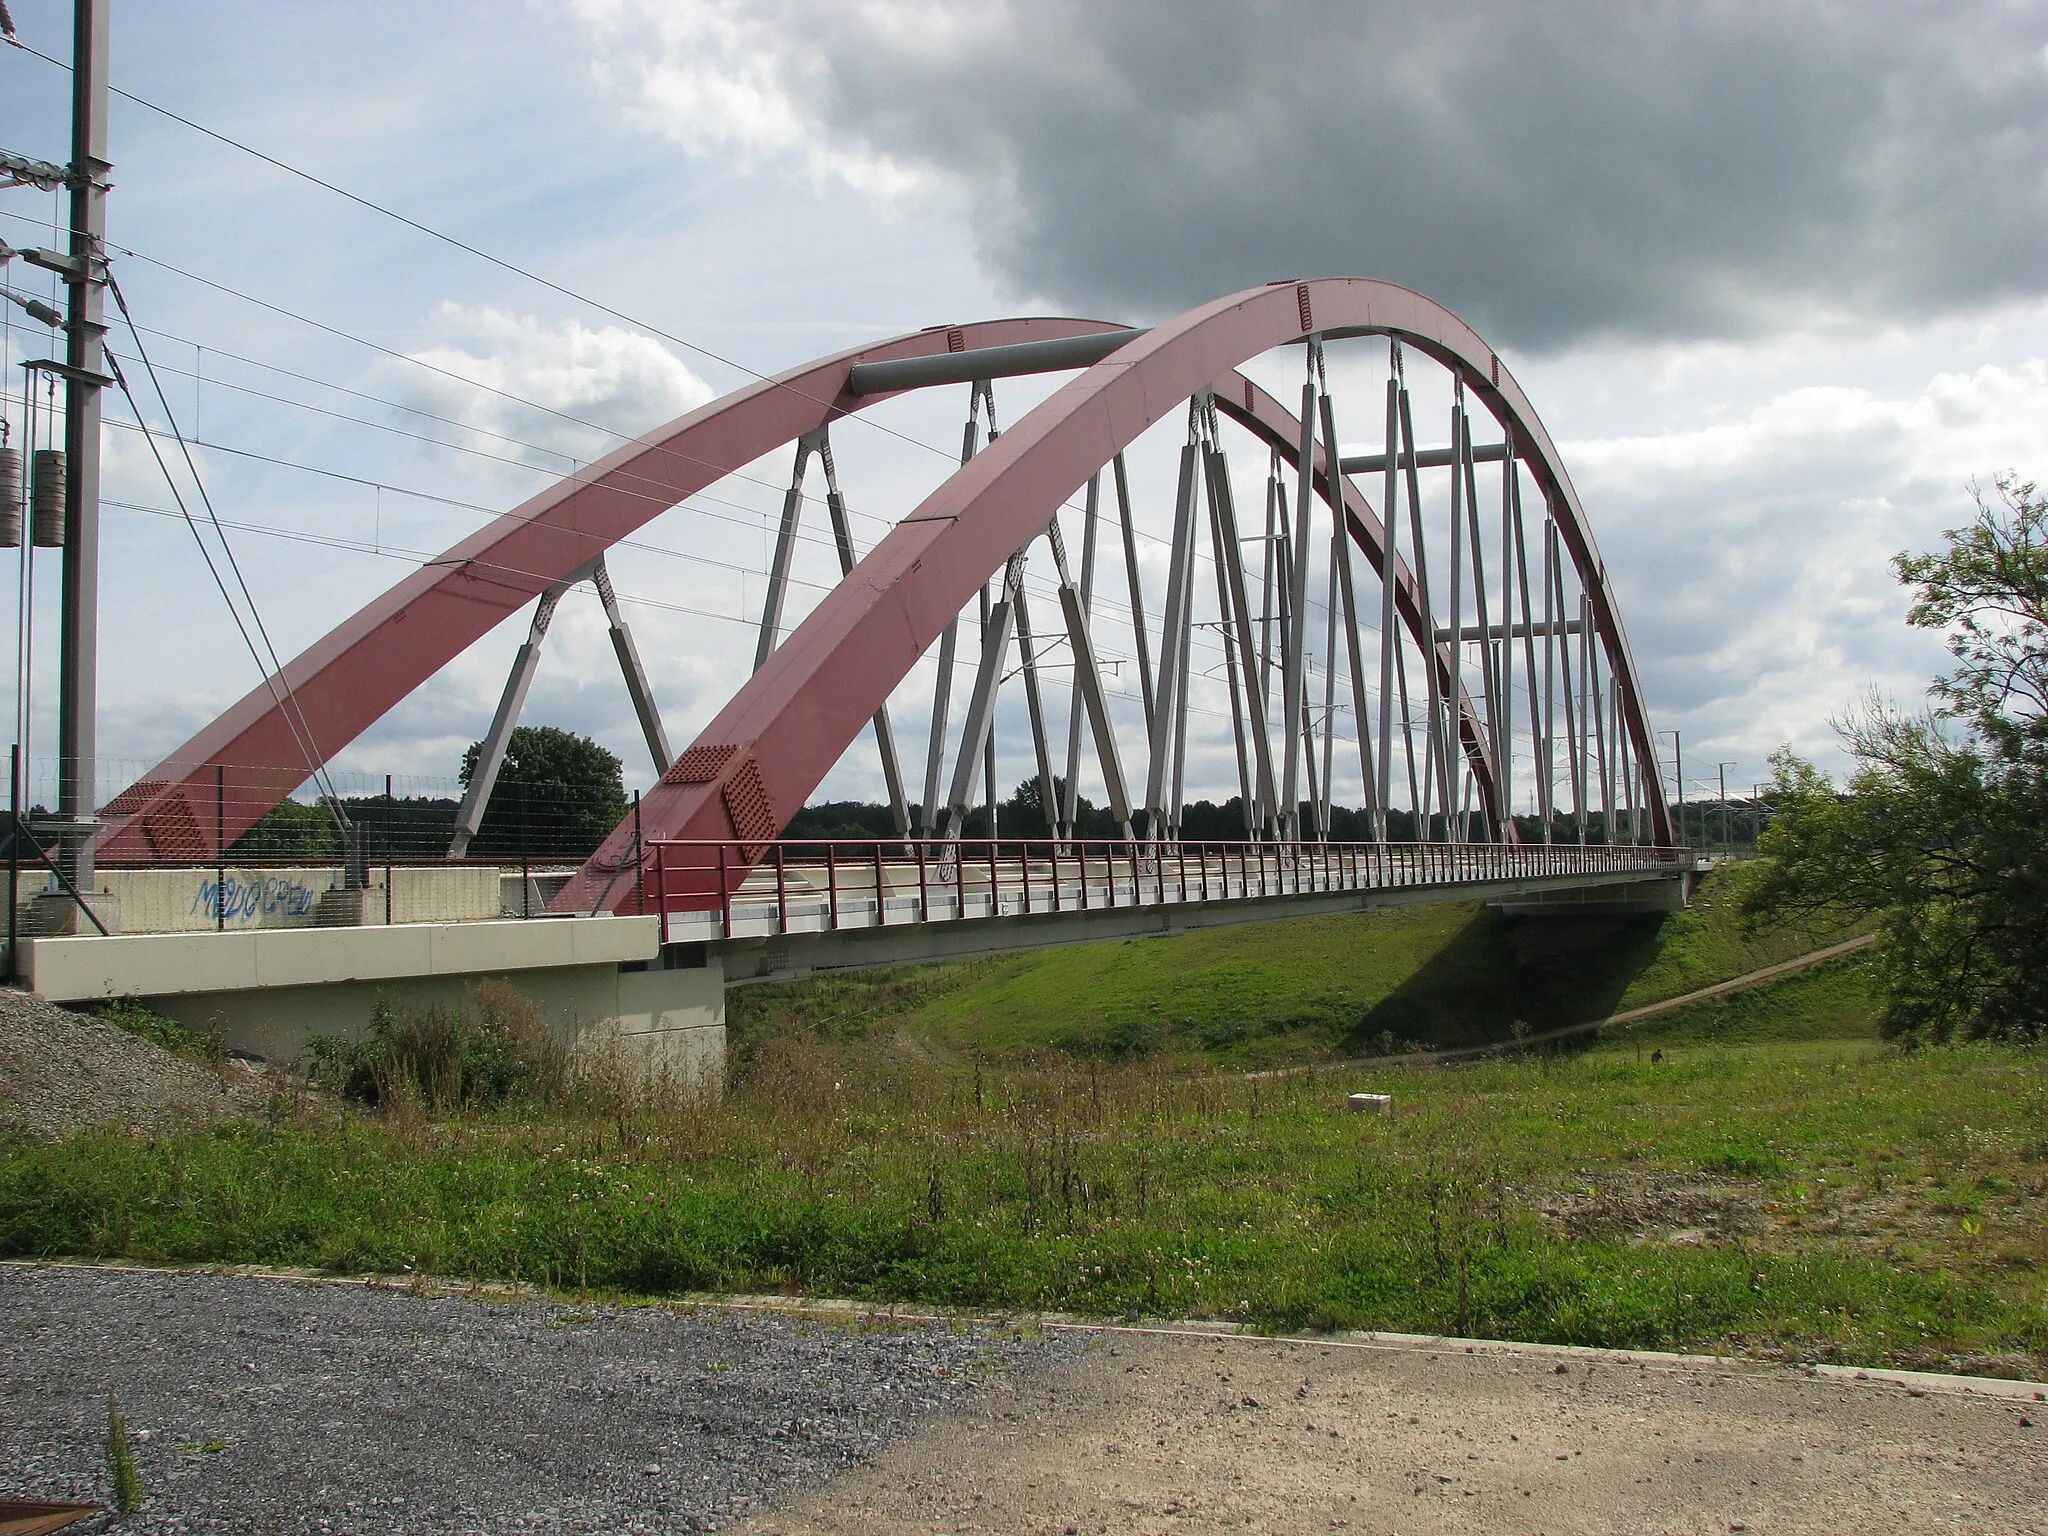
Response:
[1145,430,1203,834]
[449,578,570,859]
[589,556,672,777]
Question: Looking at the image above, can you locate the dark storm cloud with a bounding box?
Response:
[669,0,2048,347]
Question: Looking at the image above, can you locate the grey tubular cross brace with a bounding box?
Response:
[758,425,912,837]
[1045,502,1136,835]
[447,553,671,859]
[922,381,999,836]
[942,546,1027,834]
[1144,408,1204,834]
[1203,418,1279,835]
[1057,472,1102,838]
[591,558,672,778]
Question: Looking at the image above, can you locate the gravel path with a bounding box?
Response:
[0,1265,1073,1533]
[0,990,273,1140]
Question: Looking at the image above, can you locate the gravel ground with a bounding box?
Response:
[0,1265,1074,1534]
[0,990,274,1140]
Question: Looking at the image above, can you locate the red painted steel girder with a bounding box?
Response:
[555,278,1672,914]
[93,317,1127,862]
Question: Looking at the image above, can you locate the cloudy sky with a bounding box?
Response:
[2,0,2046,818]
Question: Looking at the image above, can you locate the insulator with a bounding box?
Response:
[0,445,19,549]
[31,448,64,548]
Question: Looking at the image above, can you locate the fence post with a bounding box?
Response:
[653,840,667,943]
[6,746,18,980]
[384,773,394,924]
[633,789,644,915]
[215,764,226,932]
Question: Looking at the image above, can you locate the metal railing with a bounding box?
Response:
[643,837,1693,943]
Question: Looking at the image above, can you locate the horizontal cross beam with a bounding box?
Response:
[1338,441,1512,475]
[1434,618,1587,643]
[847,329,1147,396]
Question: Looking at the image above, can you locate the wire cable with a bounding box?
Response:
[103,273,341,805]
[11,39,990,471]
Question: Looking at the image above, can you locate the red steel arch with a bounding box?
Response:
[95,278,1670,896]
[554,277,1671,914]
[94,315,1127,863]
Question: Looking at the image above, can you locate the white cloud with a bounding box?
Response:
[574,0,939,201]
[1566,354,2048,780]
[388,303,715,472]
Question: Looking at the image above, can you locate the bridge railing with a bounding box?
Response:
[640,837,1692,944]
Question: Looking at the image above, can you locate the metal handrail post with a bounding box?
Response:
[654,841,667,944]
[718,843,732,937]
[826,842,839,929]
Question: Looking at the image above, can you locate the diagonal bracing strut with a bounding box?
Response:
[448,553,672,859]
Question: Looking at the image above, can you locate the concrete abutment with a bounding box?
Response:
[16,917,726,1092]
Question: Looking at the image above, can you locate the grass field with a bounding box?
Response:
[4,871,2041,1376]
[728,866,1862,1063]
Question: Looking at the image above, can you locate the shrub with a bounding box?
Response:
[306,982,561,1112]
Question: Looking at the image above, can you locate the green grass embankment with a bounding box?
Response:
[730,866,1869,1064]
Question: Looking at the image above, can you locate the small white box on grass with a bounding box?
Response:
[1346,1092,1392,1115]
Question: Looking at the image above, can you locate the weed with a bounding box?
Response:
[106,1391,142,1515]
[91,998,221,1063]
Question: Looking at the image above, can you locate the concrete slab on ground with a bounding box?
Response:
[734,1325,2046,1536]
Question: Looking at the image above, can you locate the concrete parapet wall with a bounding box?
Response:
[11,865,505,934]
[19,915,661,1000]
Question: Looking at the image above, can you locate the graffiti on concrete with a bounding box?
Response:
[192,873,320,925]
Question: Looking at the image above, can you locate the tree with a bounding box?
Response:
[1746,475,2048,1042]
[998,774,1118,838]
[458,725,627,859]
[228,798,339,860]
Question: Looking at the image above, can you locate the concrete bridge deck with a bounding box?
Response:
[652,838,1693,980]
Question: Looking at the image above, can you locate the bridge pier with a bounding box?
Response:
[1488,869,1693,917]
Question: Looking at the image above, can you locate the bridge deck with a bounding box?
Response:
[646,839,1691,944]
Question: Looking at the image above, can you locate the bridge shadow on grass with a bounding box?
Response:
[1342,907,1669,1056]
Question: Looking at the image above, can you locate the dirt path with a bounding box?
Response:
[1600,932,1879,1028]
[737,1326,2046,1536]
